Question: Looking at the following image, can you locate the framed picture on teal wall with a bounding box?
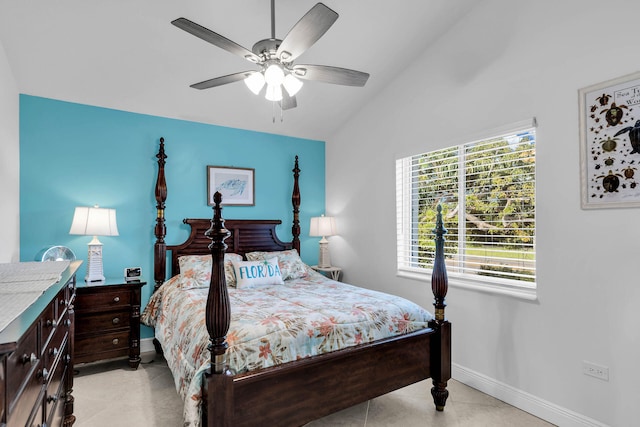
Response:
[207,166,255,206]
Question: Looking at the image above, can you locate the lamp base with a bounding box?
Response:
[85,238,105,282]
[317,239,331,268]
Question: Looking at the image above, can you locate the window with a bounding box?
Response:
[396,123,536,298]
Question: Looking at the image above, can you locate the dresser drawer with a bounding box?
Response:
[6,322,40,409]
[40,298,58,355]
[76,288,131,311]
[76,310,131,335]
[45,341,68,423]
[75,330,129,358]
[7,361,43,427]
[44,323,68,374]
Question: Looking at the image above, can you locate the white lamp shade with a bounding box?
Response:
[69,206,119,236]
[244,72,265,95]
[265,84,283,101]
[283,74,303,96]
[309,216,337,237]
[264,63,285,86]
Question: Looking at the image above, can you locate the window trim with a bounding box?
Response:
[396,119,538,301]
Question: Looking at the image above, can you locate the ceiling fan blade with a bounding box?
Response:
[172,18,262,64]
[280,91,297,110]
[190,71,255,90]
[292,64,370,87]
[276,3,338,62]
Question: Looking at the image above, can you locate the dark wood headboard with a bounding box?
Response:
[153,137,301,291]
[166,219,293,278]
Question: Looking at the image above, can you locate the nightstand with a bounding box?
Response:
[74,279,146,369]
[311,265,342,281]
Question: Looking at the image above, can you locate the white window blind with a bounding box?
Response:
[396,126,536,291]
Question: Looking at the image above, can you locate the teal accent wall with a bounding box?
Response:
[20,95,325,339]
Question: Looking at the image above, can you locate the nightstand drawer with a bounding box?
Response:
[75,330,129,356]
[76,288,131,310]
[76,311,131,335]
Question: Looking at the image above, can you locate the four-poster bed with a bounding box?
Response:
[146,138,451,426]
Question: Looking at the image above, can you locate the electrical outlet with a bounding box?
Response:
[583,361,609,381]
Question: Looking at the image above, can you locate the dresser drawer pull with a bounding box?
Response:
[38,368,49,381]
[113,296,120,303]
[21,352,38,365]
[47,394,58,403]
[112,338,119,345]
[112,317,120,325]
[45,319,58,328]
[64,319,72,327]
[49,347,59,357]
[65,354,72,364]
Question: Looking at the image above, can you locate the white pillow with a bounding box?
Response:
[232,257,284,289]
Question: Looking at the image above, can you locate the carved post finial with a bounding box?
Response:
[432,204,448,322]
[204,191,231,374]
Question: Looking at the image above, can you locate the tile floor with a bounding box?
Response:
[73,352,554,426]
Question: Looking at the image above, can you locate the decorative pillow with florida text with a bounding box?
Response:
[232,257,284,288]
[245,249,307,281]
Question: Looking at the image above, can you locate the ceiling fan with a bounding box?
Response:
[172,1,370,111]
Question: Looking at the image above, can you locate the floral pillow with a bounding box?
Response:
[232,257,284,289]
[245,249,308,281]
[177,253,243,289]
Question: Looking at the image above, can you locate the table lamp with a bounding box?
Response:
[309,215,337,268]
[70,205,119,282]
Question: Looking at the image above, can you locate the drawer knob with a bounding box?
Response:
[38,368,49,381]
[47,394,58,403]
[21,352,38,365]
[50,347,59,357]
[112,338,119,345]
[112,317,120,325]
[46,319,58,328]
[64,319,72,327]
[113,296,120,303]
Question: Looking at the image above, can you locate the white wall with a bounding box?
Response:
[328,1,640,425]
[0,38,19,262]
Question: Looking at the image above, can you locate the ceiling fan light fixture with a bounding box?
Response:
[244,72,266,95]
[265,84,283,102]
[283,73,303,96]
[264,63,285,86]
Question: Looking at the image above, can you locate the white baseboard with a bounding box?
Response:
[452,363,608,427]
[140,337,156,354]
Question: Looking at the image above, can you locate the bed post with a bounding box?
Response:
[205,192,232,373]
[430,204,451,411]
[154,137,168,292]
[204,192,234,426]
[291,155,301,254]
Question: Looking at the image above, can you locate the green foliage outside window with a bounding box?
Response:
[412,132,536,283]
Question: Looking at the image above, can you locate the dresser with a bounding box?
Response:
[0,260,80,427]
[74,279,145,369]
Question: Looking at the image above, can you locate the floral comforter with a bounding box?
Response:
[141,269,433,426]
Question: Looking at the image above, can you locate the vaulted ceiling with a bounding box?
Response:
[0,0,477,141]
